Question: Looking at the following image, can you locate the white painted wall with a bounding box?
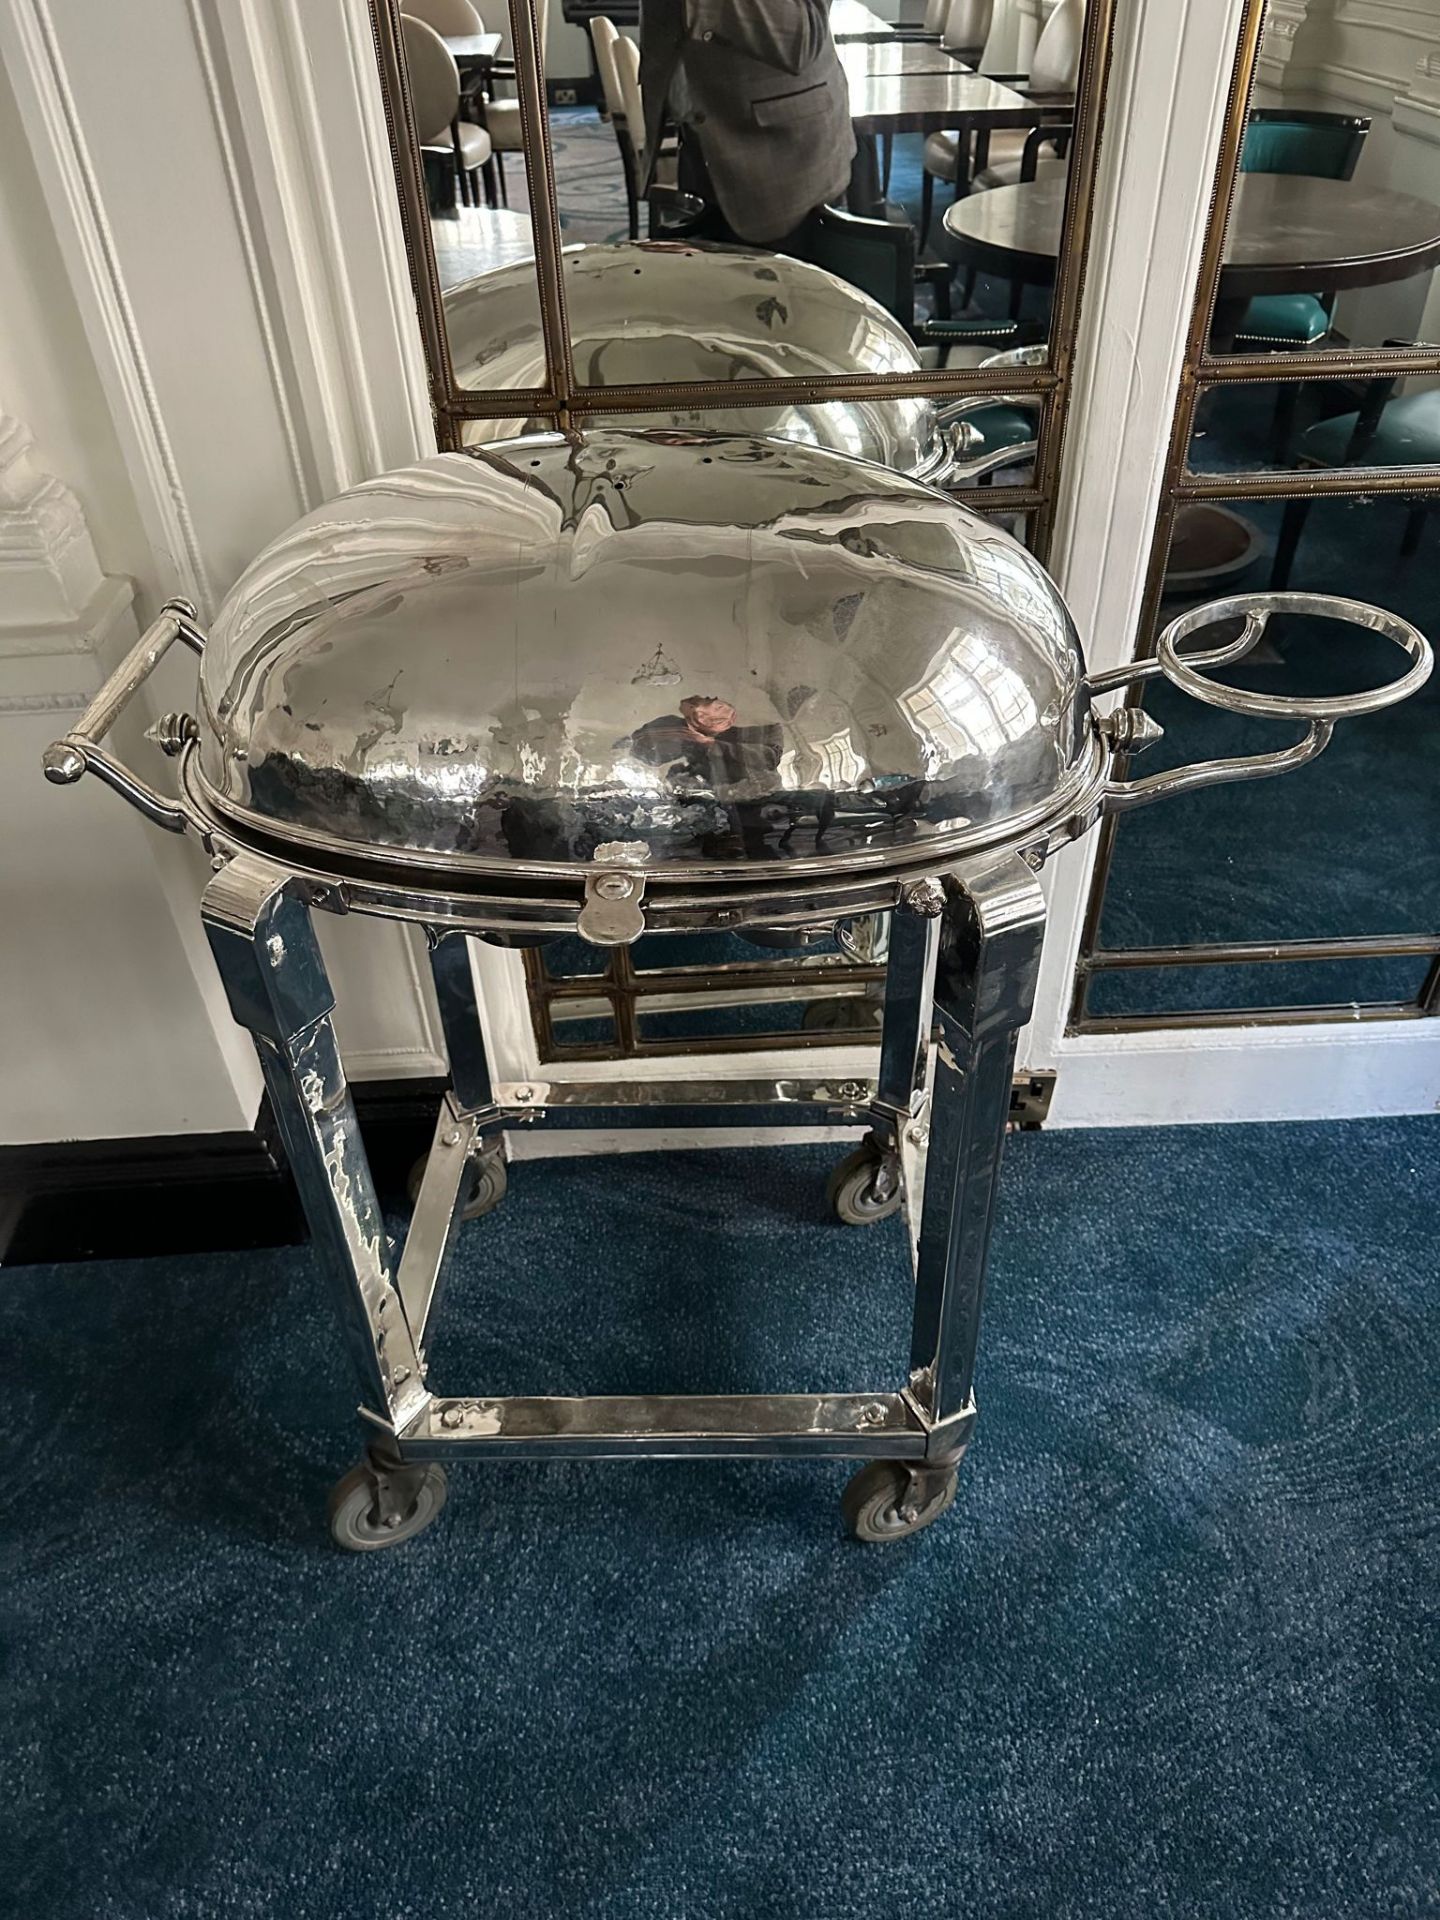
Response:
[0,0,448,1143]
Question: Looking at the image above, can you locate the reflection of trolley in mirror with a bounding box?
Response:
[44,432,1431,1550]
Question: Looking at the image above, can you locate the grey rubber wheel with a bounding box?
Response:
[842,1460,958,1543]
[407,1148,508,1221]
[826,1144,903,1226]
[327,1461,448,1552]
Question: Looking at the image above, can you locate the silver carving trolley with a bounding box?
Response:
[45,432,1430,1549]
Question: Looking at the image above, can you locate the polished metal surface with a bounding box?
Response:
[444,242,968,483]
[1092,590,1431,816]
[196,430,1094,891]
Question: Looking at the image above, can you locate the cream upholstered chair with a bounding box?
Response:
[611,32,685,235]
[919,0,1082,247]
[402,13,494,208]
[969,0,1083,188]
[590,17,642,239]
[471,0,551,205]
[941,0,993,54]
[406,0,485,30]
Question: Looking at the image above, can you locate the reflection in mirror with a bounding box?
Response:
[1189,373,1440,476]
[451,366,1038,489]
[1212,0,1440,356]
[1097,494,1438,969]
[1085,954,1431,1020]
[427,0,1076,418]
[400,2,542,293]
[525,924,892,1061]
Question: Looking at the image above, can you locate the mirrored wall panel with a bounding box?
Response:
[459,387,1041,488]
[1079,492,1439,1023]
[376,0,1112,518]
[1188,373,1440,477]
[1208,0,1440,359]
[566,2,1083,373]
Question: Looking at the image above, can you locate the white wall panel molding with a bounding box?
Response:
[0,0,214,609]
[0,413,263,1141]
[0,0,444,1108]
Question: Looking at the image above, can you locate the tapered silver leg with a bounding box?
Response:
[873,888,939,1129]
[427,933,495,1116]
[907,852,1047,1458]
[201,852,429,1436]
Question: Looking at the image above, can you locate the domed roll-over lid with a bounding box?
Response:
[197,431,1096,895]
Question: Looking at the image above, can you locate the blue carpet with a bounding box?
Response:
[3,1122,1437,1917]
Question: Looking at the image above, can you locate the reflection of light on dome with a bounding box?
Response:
[809,729,867,788]
[609,760,665,792]
[631,643,682,687]
[899,629,1038,768]
[366,758,489,798]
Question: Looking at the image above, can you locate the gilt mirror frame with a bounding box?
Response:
[367,0,1120,554]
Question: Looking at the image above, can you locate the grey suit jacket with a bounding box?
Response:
[640,0,856,244]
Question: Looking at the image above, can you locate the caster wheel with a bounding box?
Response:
[327,1461,448,1552]
[826,1143,903,1226]
[842,1460,958,1543]
[407,1148,508,1221]
[802,996,884,1032]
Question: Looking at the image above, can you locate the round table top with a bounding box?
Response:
[943,173,1440,295]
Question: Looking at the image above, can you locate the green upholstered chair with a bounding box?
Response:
[1271,377,1439,586]
[1231,109,1370,353]
[807,205,954,330]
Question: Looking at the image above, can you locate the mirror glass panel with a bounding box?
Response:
[401,1,546,345]
[561,5,1079,381]
[1094,493,1439,968]
[1085,954,1431,1019]
[1209,0,1440,357]
[1188,373,1440,476]
[461,388,1040,489]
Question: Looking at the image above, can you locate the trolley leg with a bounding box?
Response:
[842,856,1045,1544]
[427,932,494,1115]
[825,891,937,1228]
[201,853,429,1439]
[908,852,1047,1458]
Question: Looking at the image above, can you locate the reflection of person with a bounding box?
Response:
[629,693,784,792]
[640,1,855,249]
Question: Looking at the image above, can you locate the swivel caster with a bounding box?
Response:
[407,1144,508,1221]
[842,1459,959,1543]
[826,1139,903,1226]
[327,1453,448,1552]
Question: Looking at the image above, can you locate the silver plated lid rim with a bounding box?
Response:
[187,732,1105,896]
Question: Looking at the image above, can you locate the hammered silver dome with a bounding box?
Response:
[445,243,956,480]
[197,431,1091,884]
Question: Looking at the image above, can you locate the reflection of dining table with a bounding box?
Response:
[848,71,1032,215]
[442,30,503,80]
[945,173,1440,345]
[839,41,973,79]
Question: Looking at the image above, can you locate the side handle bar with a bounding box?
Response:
[43,598,206,832]
[1091,593,1432,816]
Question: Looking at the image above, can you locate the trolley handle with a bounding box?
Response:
[1090,592,1432,816]
[42,597,206,832]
